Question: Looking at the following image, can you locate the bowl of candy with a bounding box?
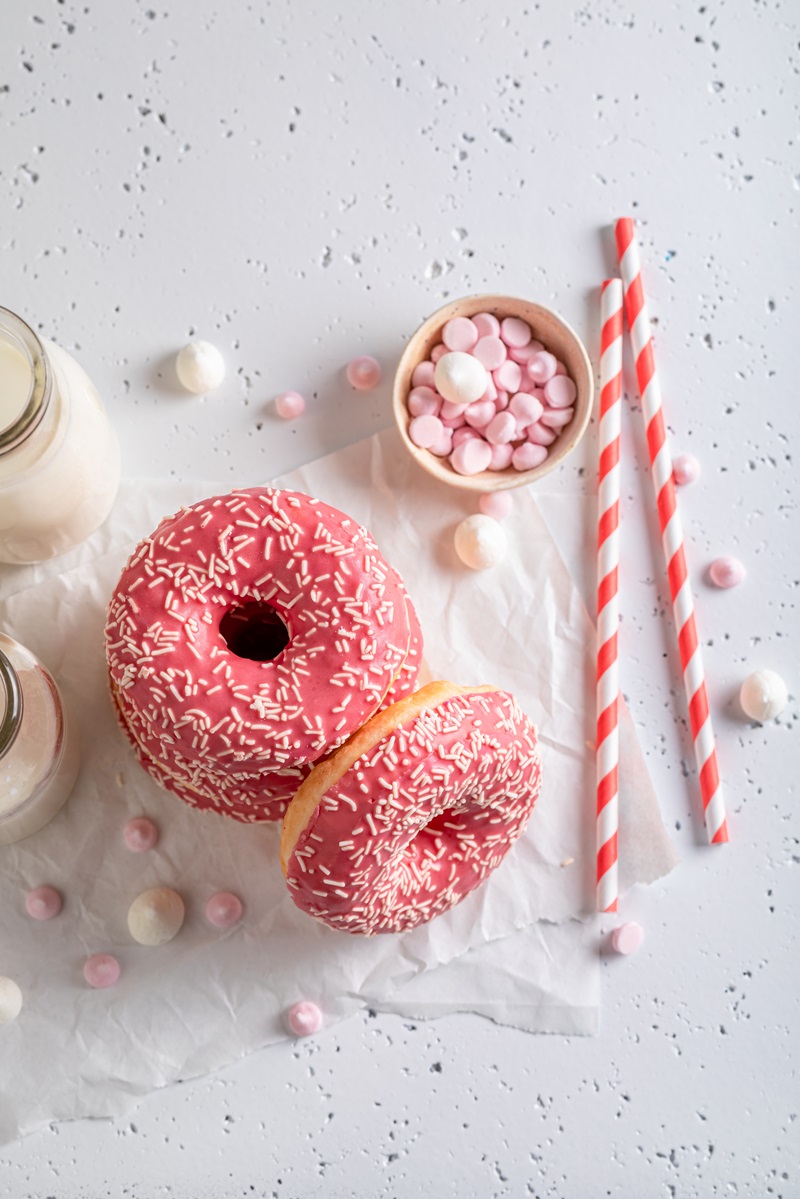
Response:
[392,294,593,492]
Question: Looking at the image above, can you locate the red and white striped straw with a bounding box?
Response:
[615,217,728,845]
[596,279,623,912]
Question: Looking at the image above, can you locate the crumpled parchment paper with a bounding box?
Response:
[0,430,677,1142]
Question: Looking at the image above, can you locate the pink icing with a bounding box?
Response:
[285,690,542,935]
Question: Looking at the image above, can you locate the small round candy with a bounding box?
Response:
[500,316,533,348]
[543,375,577,409]
[672,453,700,485]
[441,414,466,430]
[612,922,644,956]
[175,341,225,394]
[480,374,498,403]
[463,400,495,430]
[452,426,482,448]
[479,492,513,520]
[286,1000,323,1037]
[472,336,507,371]
[429,426,454,458]
[275,391,306,420]
[411,360,436,389]
[123,817,159,853]
[449,438,492,476]
[430,343,447,364]
[493,360,523,393]
[509,391,544,429]
[472,312,500,338]
[205,891,243,929]
[346,355,382,390]
[407,386,440,417]
[508,340,544,364]
[25,885,63,921]
[0,977,23,1025]
[440,398,468,420]
[434,351,488,406]
[488,442,514,471]
[709,556,746,589]
[128,887,185,947]
[512,442,548,471]
[484,411,517,446]
[409,414,443,450]
[83,953,121,989]
[442,316,479,352]
[526,421,557,446]
[740,670,789,722]
[526,351,558,385]
[539,405,574,429]
[494,389,509,410]
[454,514,508,570]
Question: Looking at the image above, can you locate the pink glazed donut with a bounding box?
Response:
[280,682,542,934]
[106,489,420,774]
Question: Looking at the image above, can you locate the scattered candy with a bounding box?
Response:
[406,314,577,478]
[709,556,746,589]
[286,999,323,1037]
[25,885,63,920]
[740,670,789,723]
[0,977,23,1025]
[612,922,644,956]
[434,351,488,405]
[454,514,508,570]
[442,317,479,353]
[275,391,306,420]
[672,452,700,485]
[478,492,513,520]
[205,891,243,929]
[175,340,225,395]
[128,887,185,947]
[123,817,159,853]
[83,953,121,989]
[346,356,382,390]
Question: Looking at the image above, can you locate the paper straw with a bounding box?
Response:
[615,218,728,845]
[596,280,623,912]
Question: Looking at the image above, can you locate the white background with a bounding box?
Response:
[1,0,798,1195]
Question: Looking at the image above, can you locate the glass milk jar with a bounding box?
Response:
[0,632,80,845]
[0,306,121,564]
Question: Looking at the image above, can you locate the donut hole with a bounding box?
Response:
[219,601,290,662]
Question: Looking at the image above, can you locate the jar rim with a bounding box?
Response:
[0,647,24,758]
[0,306,52,453]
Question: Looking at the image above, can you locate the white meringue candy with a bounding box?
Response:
[0,977,23,1025]
[434,351,488,406]
[739,670,789,723]
[175,340,225,394]
[128,887,185,946]
[454,514,508,570]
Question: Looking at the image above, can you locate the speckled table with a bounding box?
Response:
[1,0,798,1194]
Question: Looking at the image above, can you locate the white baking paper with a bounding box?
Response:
[0,431,676,1142]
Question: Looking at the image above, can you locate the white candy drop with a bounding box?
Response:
[454,514,508,570]
[0,977,23,1025]
[128,887,185,946]
[175,340,226,394]
[434,351,488,406]
[739,670,789,723]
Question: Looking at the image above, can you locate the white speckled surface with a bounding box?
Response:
[1,0,798,1194]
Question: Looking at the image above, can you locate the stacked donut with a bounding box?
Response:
[106,486,542,934]
[105,488,423,823]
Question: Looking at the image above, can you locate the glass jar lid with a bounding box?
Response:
[0,307,52,454]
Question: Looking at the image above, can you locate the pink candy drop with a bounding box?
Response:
[709,556,746,589]
[286,1000,323,1037]
[611,922,644,956]
[275,391,305,420]
[442,317,479,352]
[26,885,63,921]
[346,356,382,390]
[205,891,243,928]
[479,492,513,520]
[123,817,159,853]
[84,953,121,989]
[672,453,700,485]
